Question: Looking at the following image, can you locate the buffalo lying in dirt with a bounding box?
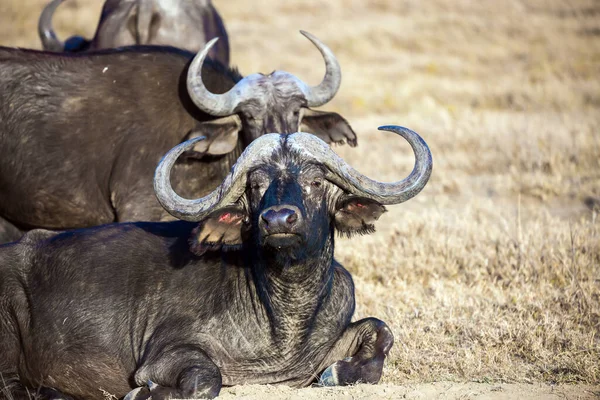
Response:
[39,0,230,65]
[0,31,356,243]
[0,126,432,399]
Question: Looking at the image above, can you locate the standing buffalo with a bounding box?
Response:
[0,31,356,243]
[0,126,432,400]
[39,0,230,65]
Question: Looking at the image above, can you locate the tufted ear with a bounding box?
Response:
[334,197,386,236]
[300,108,357,147]
[183,115,242,159]
[189,207,248,256]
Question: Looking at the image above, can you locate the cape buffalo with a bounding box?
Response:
[38,0,230,65]
[0,126,432,400]
[0,31,356,243]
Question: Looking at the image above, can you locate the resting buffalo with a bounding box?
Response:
[0,126,432,399]
[0,31,356,243]
[39,0,230,65]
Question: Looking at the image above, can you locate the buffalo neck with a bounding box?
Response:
[203,137,243,181]
[246,231,336,335]
[170,138,244,200]
[225,139,244,171]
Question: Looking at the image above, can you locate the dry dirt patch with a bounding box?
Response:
[218,383,599,399]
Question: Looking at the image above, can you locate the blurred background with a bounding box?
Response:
[0,0,598,387]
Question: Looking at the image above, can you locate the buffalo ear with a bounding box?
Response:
[189,207,248,256]
[184,115,242,159]
[300,109,357,147]
[334,197,386,236]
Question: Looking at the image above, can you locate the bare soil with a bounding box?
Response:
[218,383,599,399]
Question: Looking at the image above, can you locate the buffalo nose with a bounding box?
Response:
[261,207,300,232]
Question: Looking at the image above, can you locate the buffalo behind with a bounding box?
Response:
[38,0,230,65]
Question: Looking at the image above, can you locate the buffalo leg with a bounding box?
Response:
[318,317,394,386]
[112,190,164,223]
[126,344,222,400]
[110,155,168,223]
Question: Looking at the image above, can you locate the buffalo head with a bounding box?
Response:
[154,126,432,260]
[185,31,357,157]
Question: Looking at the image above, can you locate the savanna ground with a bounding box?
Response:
[1,0,599,398]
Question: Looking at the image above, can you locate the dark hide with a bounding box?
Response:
[0,138,393,399]
[0,46,240,240]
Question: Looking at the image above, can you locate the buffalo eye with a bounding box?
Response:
[311,180,322,188]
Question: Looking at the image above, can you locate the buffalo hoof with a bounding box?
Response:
[123,386,150,400]
[318,354,385,386]
[319,357,352,386]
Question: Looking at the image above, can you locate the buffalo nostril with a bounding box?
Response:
[286,212,297,225]
[261,210,276,226]
[261,208,299,230]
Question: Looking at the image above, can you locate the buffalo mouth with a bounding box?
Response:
[262,233,303,248]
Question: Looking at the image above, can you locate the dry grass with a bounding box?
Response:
[1,0,599,388]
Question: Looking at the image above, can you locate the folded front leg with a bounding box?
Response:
[125,344,222,400]
[319,317,394,386]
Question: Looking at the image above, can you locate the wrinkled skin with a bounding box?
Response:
[0,139,392,400]
[0,46,356,244]
[39,0,230,65]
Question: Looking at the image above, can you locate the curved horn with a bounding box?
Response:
[156,126,431,221]
[289,126,432,204]
[154,135,281,221]
[187,38,242,116]
[298,30,342,107]
[38,0,65,52]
